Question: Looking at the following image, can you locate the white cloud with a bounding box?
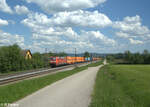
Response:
[129,38,143,45]
[22,10,112,28]
[113,15,150,45]
[32,27,78,42]
[51,10,112,28]
[0,30,25,47]
[80,30,116,46]
[0,18,8,26]
[14,5,30,15]
[26,0,106,13]
[113,15,150,36]
[28,27,116,53]
[30,34,91,53]
[0,0,13,14]
[21,11,116,53]
[115,32,129,38]
[21,11,115,49]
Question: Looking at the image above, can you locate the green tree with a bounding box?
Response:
[0,44,24,73]
[57,52,67,57]
[84,51,90,57]
[143,50,149,64]
[133,53,144,64]
[124,50,133,63]
[31,52,45,68]
[106,55,114,62]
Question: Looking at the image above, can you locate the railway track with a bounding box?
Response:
[0,62,92,85]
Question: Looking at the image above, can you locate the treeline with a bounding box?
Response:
[107,50,150,64]
[0,44,49,73]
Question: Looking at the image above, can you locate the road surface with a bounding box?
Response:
[17,65,103,107]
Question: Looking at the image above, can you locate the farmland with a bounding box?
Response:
[90,64,150,107]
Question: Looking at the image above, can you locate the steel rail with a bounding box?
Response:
[0,62,91,85]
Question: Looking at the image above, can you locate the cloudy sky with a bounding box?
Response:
[0,0,150,53]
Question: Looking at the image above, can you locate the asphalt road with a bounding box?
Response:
[17,65,103,107]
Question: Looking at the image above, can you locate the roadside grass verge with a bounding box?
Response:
[0,61,103,105]
[90,65,150,107]
[87,60,103,67]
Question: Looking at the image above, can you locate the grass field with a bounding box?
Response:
[0,60,102,105]
[87,60,103,67]
[90,64,150,107]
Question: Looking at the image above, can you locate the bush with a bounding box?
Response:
[0,44,24,73]
[107,50,150,64]
[0,44,49,73]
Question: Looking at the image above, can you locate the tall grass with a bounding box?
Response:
[90,65,150,107]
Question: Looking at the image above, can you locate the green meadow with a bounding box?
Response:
[90,65,150,107]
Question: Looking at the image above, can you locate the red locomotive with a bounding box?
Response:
[49,57,67,67]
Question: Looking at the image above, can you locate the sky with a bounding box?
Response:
[0,0,150,53]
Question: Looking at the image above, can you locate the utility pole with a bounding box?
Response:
[75,48,76,63]
[45,48,47,54]
[91,53,93,64]
[74,34,77,65]
[45,48,48,67]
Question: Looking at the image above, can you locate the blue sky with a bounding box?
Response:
[0,0,150,53]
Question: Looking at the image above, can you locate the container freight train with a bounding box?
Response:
[49,56,101,67]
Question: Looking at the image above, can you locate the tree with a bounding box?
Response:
[31,52,45,68]
[48,51,55,56]
[57,52,67,57]
[84,51,90,57]
[133,53,144,64]
[124,50,133,63]
[143,50,149,64]
[0,44,51,73]
[106,55,114,62]
[0,44,25,73]
[123,50,148,64]
[115,53,124,59]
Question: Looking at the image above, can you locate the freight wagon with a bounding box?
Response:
[50,56,101,67]
[66,56,75,64]
[85,57,91,62]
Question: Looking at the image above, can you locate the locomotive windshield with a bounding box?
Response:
[50,57,56,60]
